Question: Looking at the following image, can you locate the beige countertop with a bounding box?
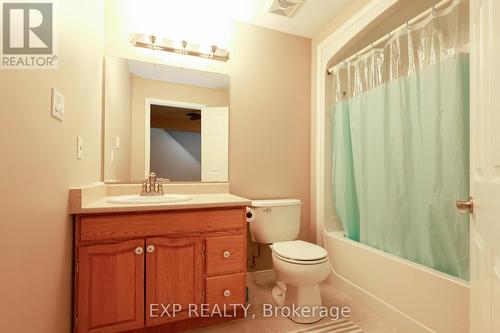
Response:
[73,193,251,214]
[69,183,251,214]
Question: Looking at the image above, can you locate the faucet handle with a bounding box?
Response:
[148,172,157,184]
[135,178,149,196]
[157,178,166,195]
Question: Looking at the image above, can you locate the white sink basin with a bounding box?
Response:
[106,194,192,205]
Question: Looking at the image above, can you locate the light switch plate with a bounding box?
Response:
[77,136,84,160]
[51,88,64,121]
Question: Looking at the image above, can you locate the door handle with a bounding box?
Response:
[456,197,473,214]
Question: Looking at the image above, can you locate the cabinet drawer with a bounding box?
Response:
[79,208,245,242]
[205,273,245,307]
[206,235,245,275]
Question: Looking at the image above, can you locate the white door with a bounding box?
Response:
[201,107,229,182]
[469,0,500,332]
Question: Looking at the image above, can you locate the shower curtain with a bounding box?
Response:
[331,0,470,279]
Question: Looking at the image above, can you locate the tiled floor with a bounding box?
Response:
[191,272,399,333]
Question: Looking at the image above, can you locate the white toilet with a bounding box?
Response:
[248,199,330,323]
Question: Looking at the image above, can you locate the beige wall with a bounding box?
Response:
[226,22,311,271]
[130,76,229,180]
[105,0,311,272]
[104,57,132,182]
[0,1,104,332]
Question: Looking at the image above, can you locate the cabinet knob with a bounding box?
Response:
[223,250,231,258]
[147,245,155,253]
[135,247,144,255]
[223,289,231,297]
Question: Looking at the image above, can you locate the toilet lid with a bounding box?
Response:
[271,240,327,261]
[251,199,301,207]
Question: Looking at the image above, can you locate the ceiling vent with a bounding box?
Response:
[267,0,304,18]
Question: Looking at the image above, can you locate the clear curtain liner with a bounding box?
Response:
[332,0,469,103]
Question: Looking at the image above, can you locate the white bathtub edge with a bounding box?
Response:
[323,231,468,333]
[326,258,435,333]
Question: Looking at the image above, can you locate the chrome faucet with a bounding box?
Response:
[138,172,169,196]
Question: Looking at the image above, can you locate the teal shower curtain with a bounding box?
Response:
[330,1,470,280]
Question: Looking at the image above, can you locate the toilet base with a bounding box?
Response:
[269,244,330,324]
[272,279,286,306]
[286,284,324,323]
[273,282,324,324]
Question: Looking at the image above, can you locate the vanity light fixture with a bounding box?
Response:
[129,33,230,62]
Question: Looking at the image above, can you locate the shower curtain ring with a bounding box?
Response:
[432,5,437,16]
[406,22,410,30]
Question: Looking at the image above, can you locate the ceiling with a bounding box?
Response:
[151,105,200,119]
[129,0,354,40]
[222,0,353,38]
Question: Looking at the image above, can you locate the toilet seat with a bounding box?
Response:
[273,252,328,265]
[271,240,328,265]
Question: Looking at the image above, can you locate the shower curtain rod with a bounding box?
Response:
[326,0,456,75]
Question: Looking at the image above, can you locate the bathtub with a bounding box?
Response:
[323,231,469,333]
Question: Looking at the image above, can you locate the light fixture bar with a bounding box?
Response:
[129,33,230,62]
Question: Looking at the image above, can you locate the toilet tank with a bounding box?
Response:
[249,199,301,244]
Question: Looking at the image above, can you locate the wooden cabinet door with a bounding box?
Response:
[77,239,145,333]
[145,237,203,327]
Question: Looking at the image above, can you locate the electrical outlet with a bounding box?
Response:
[77,136,84,160]
[51,88,64,121]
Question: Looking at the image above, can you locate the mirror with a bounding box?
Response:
[103,56,230,183]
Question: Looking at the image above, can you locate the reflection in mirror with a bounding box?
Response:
[150,104,202,181]
[103,56,229,183]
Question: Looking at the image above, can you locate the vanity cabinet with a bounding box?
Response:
[74,207,246,333]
